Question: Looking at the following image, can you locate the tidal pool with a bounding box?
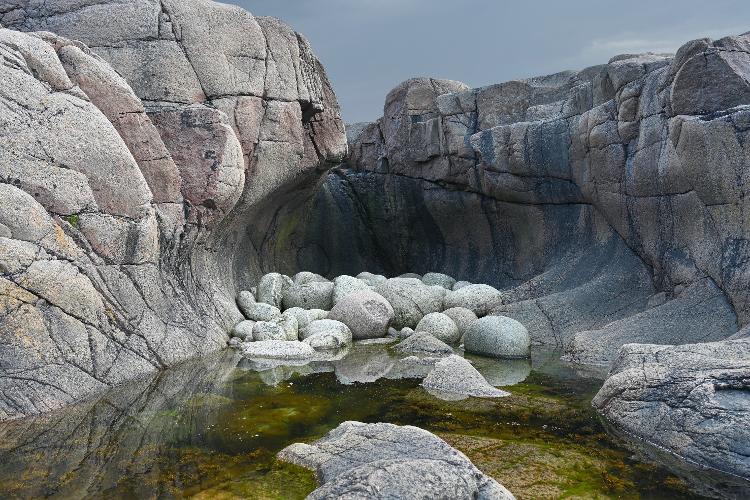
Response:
[0,345,718,499]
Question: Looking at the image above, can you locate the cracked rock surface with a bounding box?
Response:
[0,0,346,420]
[278,420,515,499]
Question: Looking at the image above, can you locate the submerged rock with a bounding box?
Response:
[463,316,531,359]
[328,289,395,340]
[278,421,514,499]
[422,355,511,400]
[416,312,461,344]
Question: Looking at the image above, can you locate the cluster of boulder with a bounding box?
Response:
[230,270,530,361]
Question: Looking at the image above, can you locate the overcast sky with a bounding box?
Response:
[233,1,750,123]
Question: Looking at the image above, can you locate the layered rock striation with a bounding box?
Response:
[0,0,346,420]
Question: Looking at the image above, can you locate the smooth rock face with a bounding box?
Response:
[415,312,461,344]
[463,316,531,359]
[373,278,445,329]
[593,339,750,481]
[278,421,515,499]
[0,0,347,420]
[282,281,334,311]
[392,332,454,356]
[422,355,510,400]
[327,290,395,340]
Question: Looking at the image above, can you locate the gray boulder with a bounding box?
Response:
[332,275,370,304]
[422,355,511,400]
[328,290,395,340]
[252,321,287,341]
[292,271,329,285]
[236,290,256,318]
[241,340,317,360]
[415,312,461,344]
[444,284,505,317]
[388,326,415,339]
[594,339,750,483]
[231,320,255,340]
[356,271,387,286]
[443,307,479,338]
[242,302,281,322]
[303,326,353,351]
[422,272,456,290]
[374,278,445,329]
[453,281,472,291]
[392,332,454,356]
[301,319,351,341]
[257,272,293,308]
[463,316,531,359]
[278,421,514,499]
[282,281,334,311]
[399,272,422,279]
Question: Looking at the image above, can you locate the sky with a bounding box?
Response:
[233,0,750,123]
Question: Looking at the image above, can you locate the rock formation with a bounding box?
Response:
[0,0,346,420]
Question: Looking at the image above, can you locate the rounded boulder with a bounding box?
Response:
[282,281,334,311]
[328,290,395,340]
[463,316,531,359]
[373,278,445,329]
[415,312,460,344]
[444,284,504,316]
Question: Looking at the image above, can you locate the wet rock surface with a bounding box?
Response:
[278,421,514,499]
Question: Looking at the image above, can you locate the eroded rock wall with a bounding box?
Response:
[0,0,346,420]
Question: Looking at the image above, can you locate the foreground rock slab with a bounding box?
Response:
[593,338,750,482]
[278,421,515,499]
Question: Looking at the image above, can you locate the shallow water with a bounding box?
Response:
[0,345,723,499]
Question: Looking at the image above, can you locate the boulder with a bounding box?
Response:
[452,281,472,291]
[422,355,511,400]
[304,327,353,351]
[231,320,255,340]
[399,272,422,279]
[292,271,329,285]
[242,302,281,322]
[241,340,317,360]
[422,272,456,290]
[257,272,293,308]
[277,312,300,341]
[252,321,287,341]
[443,307,479,338]
[301,319,351,341]
[332,275,370,304]
[415,312,461,344]
[356,271,387,286]
[392,332,454,356]
[387,326,415,339]
[374,278,445,329]
[236,290,256,318]
[463,316,530,359]
[278,421,514,499]
[444,284,504,316]
[282,281,334,311]
[328,290,395,340]
[594,339,750,483]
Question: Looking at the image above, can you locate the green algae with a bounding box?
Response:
[0,353,708,499]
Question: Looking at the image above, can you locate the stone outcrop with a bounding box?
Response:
[278,421,515,499]
[274,33,750,368]
[0,0,346,420]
